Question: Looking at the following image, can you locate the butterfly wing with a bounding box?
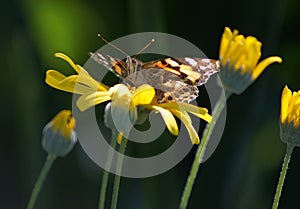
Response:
[89,52,128,78]
[89,54,218,103]
[142,58,220,86]
[89,52,145,78]
[125,69,198,103]
[176,58,220,85]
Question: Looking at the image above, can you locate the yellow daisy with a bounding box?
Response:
[45,53,212,144]
[219,27,282,95]
[280,85,300,148]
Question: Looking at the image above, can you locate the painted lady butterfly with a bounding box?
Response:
[89,37,220,103]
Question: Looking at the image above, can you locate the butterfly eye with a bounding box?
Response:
[167,96,173,101]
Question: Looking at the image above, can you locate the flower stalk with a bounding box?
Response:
[98,130,119,209]
[27,110,76,209]
[272,145,294,209]
[180,26,282,209]
[26,154,57,209]
[179,91,228,209]
[111,138,128,209]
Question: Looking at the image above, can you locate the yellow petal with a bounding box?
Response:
[171,110,200,144]
[76,91,111,112]
[219,27,239,60]
[157,102,212,123]
[76,71,103,90]
[220,31,242,66]
[219,27,233,59]
[60,75,92,94]
[54,53,81,74]
[281,85,291,123]
[46,71,94,95]
[252,56,282,80]
[45,70,74,93]
[245,37,262,71]
[131,84,155,106]
[150,105,179,136]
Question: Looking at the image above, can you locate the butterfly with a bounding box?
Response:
[89,38,220,103]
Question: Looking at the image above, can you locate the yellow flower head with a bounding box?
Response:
[42,110,77,157]
[281,86,300,127]
[104,84,156,143]
[219,27,282,95]
[280,86,300,148]
[45,53,212,144]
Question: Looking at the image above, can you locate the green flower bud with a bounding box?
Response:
[42,110,77,157]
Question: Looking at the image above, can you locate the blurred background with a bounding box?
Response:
[1,0,300,208]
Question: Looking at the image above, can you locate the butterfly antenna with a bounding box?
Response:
[97,34,129,57]
[134,39,155,57]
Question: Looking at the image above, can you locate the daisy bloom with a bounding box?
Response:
[219,27,282,95]
[280,85,300,147]
[45,53,212,144]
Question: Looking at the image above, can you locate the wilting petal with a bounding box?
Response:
[157,102,212,123]
[77,91,111,111]
[252,56,282,80]
[171,110,200,144]
[55,53,81,74]
[150,105,179,136]
[45,70,71,92]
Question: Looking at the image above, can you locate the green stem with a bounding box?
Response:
[179,92,228,209]
[111,138,128,209]
[27,154,57,209]
[272,145,294,209]
[99,131,118,209]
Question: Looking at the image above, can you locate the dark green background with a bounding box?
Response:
[1,0,300,208]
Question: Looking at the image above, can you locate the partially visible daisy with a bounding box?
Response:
[280,85,300,147]
[271,85,300,209]
[45,53,212,144]
[219,27,282,95]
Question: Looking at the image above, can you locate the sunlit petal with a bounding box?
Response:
[131,84,155,106]
[252,56,282,80]
[157,102,212,123]
[76,92,111,112]
[171,110,200,144]
[55,53,81,74]
[150,105,179,136]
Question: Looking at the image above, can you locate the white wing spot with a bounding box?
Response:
[185,58,197,66]
[199,65,207,70]
[166,58,180,67]
[98,53,106,60]
[103,61,109,66]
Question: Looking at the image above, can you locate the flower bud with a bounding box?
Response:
[42,110,77,157]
